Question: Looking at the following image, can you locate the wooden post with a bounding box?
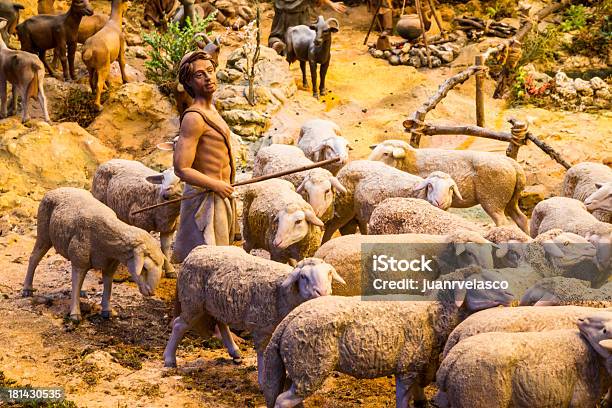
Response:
[415,0,432,68]
[505,118,527,159]
[475,55,485,127]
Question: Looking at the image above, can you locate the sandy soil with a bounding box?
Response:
[0,2,611,408]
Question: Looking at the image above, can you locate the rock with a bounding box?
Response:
[373,49,384,58]
[595,88,611,100]
[391,48,401,56]
[389,55,400,66]
[519,184,549,216]
[554,72,577,99]
[431,56,442,68]
[401,43,411,54]
[409,56,421,68]
[129,46,148,59]
[87,83,178,163]
[0,118,113,215]
[400,53,411,65]
[573,78,593,96]
[109,62,145,85]
[437,49,454,63]
[125,33,143,46]
[590,77,607,90]
[383,50,392,59]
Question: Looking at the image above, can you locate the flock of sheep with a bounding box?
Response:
[20,117,612,407]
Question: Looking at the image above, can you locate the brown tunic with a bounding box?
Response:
[172,106,237,263]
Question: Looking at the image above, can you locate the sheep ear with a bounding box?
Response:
[599,339,612,353]
[281,267,301,289]
[330,267,346,285]
[543,240,565,258]
[145,174,164,184]
[347,144,354,151]
[454,287,467,308]
[0,20,6,30]
[326,18,339,30]
[127,247,145,276]
[330,177,347,194]
[452,183,463,200]
[296,178,308,194]
[304,209,324,227]
[369,144,378,150]
[595,182,604,189]
[455,243,466,256]
[495,243,509,258]
[413,179,429,192]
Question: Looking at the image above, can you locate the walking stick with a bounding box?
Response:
[364,0,383,45]
[130,157,342,216]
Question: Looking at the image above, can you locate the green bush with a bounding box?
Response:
[142,15,216,86]
[569,0,612,57]
[484,0,517,20]
[560,5,589,32]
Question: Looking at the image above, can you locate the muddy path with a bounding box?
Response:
[0,2,611,407]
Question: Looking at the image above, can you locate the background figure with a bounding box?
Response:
[268,0,346,55]
[368,0,393,36]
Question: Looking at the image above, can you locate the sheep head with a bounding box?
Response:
[541,232,598,269]
[145,168,182,200]
[413,171,462,210]
[281,258,345,299]
[126,239,165,297]
[578,311,612,362]
[368,140,416,170]
[272,203,324,249]
[71,0,94,16]
[444,230,496,270]
[584,182,612,214]
[586,232,611,275]
[443,267,514,311]
[296,170,347,218]
[312,136,350,165]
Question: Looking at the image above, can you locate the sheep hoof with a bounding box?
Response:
[320,89,327,96]
[232,357,242,365]
[69,314,82,323]
[164,360,177,368]
[313,93,319,100]
[414,400,426,408]
[22,288,35,297]
[94,104,103,112]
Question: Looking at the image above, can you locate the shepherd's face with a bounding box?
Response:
[190,58,217,97]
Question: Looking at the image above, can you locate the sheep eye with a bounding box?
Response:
[604,329,607,333]
[326,189,331,194]
[295,219,303,224]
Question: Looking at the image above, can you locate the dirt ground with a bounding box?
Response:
[0,2,611,407]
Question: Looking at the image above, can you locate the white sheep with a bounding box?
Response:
[563,162,612,223]
[530,197,611,273]
[436,326,612,408]
[369,139,529,233]
[443,304,610,358]
[22,187,165,322]
[241,179,325,264]
[314,231,497,296]
[519,276,612,307]
[322,160,462,242]
[253,144,347,222]
[163,245,344,382]
[297,119,351,175]
[261,267,513,408]
[92,159,182,277]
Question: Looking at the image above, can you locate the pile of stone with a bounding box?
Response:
[368,36,463,68]
[214,46,297,140]
[520,65,611,111]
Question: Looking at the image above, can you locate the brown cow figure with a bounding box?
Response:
[0,18,50,122]
[81,0,128,111]
[17,0,93,81]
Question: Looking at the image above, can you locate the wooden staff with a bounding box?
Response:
[415,0,432,68]
[364,0,383,45]
[130,157,342,216]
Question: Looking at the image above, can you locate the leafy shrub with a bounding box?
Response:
[568,0,612,57]
[560,5,589,32]
[519,25,561,68]
[484,0,518,20]
[142,15,215,86]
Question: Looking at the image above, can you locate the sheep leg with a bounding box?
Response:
[69,264,88,322]
[93,67,108,111]
[217,322,242,361]
[480,203,509,227]
[299,61,307,88]
[507,204,530,235]
[160,232,176,278]
[0,77,7,118]
[56,40,70,81]
[412,385,426,408]
[395,376,411,408]
[22,239,52,297]
[274,383,304,408]
[9,83,17,115]
[39,50,57,79]
[309,61,318,99]
[319,61,329,96]
[100,262,119,319]
[163,315,191,367]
